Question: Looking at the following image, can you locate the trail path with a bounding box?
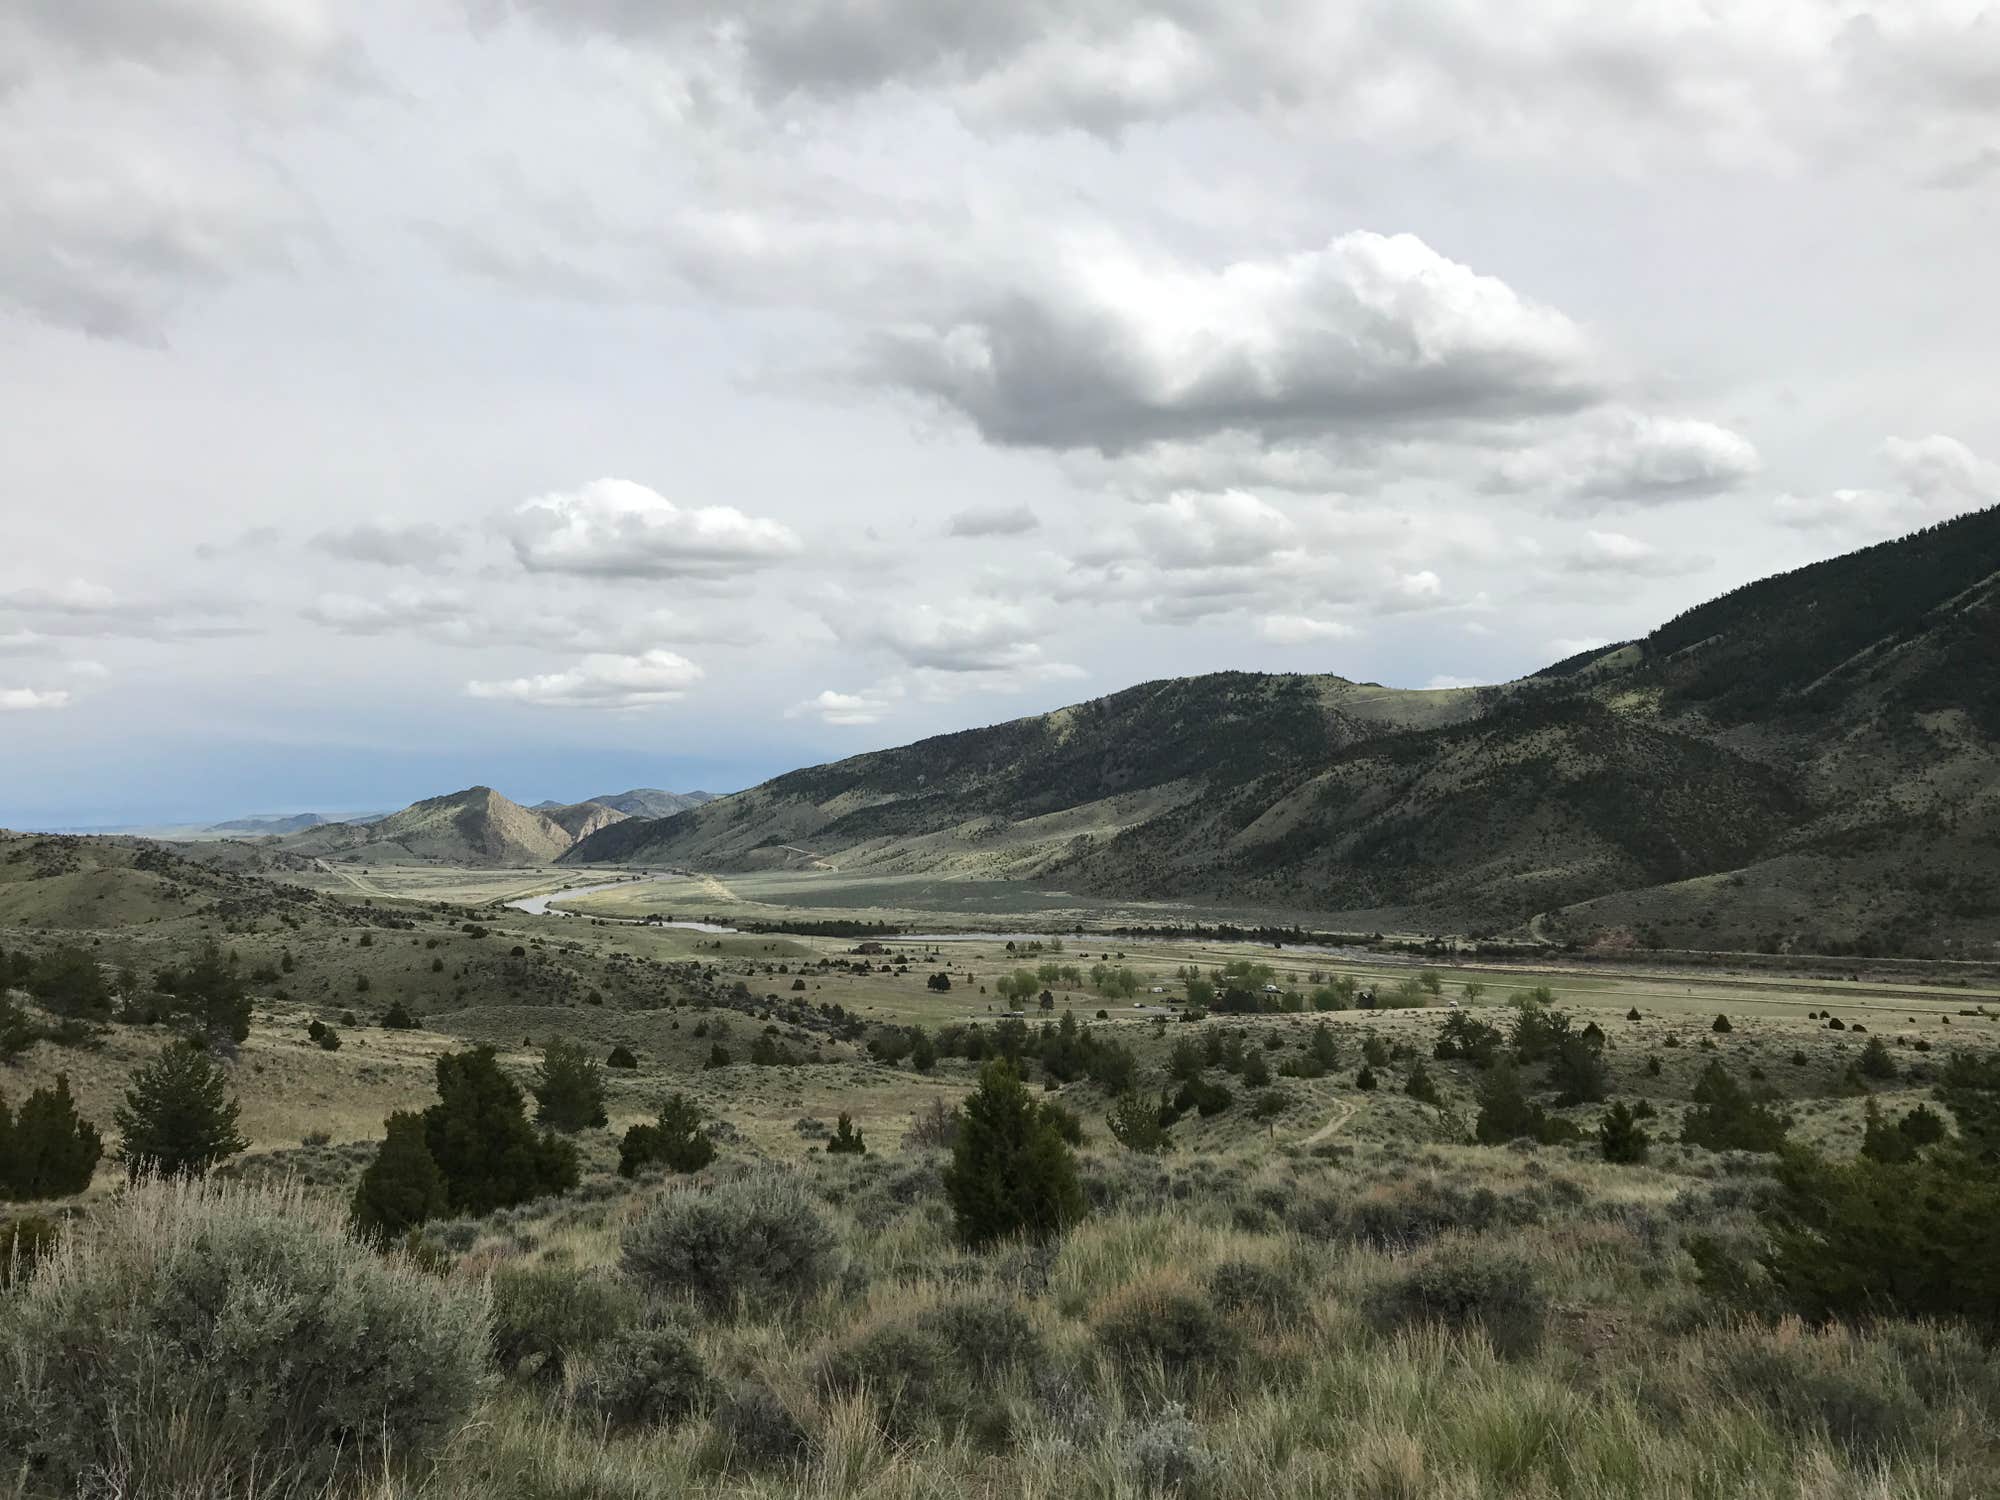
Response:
[1299,1094,1359,1147]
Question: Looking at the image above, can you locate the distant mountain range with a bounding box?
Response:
[271,787,716,867]
[564,509,2000,957]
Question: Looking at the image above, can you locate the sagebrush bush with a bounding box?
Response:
[1092,1271,1244,1389]
[1125,1400,1221,1496]
[814,1291,1047,1440]
[621,1172,844,1317]
[577,1322,710,1432]
[0,1175,489,1493]
[490,1261,639,1381]
[710,1378,813,1469]
[1372,1242,1548,1358]
[1204,1257,1306,1322]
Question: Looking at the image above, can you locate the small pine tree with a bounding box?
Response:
[1681,1063,1790,1153]
[350,1111,449,1241]
[910,1029,937,1072]
[422,1047,578,1214]
[704,1043,732,1069]
[943,1060,1085,1247]
[606,1044,639,1069]
[1403,1061,1441,1106]
[1712,1014,1733,1033]
[114,1042,247,1179]
[1598,1100,1650,1164]
[2,1075,103,1200]
[825,1112,867,1155]
[1857,1035,1897,1080]
[1106,1091,1170,1152]
[619,1093,715,1177]
[532,1039,608,1131]
[1355,1065,1379,1091]
[380,1001,420,1029]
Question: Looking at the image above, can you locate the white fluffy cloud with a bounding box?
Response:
[1563,530,1710,578]
[1775,434,2000,543]
[1487,410,1761,507]
[0,579,248,638]
[501,478,803,579]
[466,649,704,709]
[870,231,1602,453]
[787,686,901,726]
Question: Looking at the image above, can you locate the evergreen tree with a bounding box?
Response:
[422,1047,579,1214]
[825,1112,867,1155]
[909,1029,937,1072]
[4,1075,102,1200]
[1106,1091,1170,1152]
[1402,1061,1441,1105]
[1858,1099,1913,1164]
[114,1042,247,1179]
[618,1092,714,1176]
[1856,1035,1897,1081]
[161,941,250,1047]
[28,947,111,1019]
[1680,1063,1790,1153]
[1547,1032,1609,1105]
[0,997,38,1064]
[1598,1100,1650,1164]
[532,1039,608,1131]
[1935,1052,2000,1159]
[943,1060,1085,1247]
[380,1001,420,1029]
[606,1044,639,1069]
[350,1111,448,1241]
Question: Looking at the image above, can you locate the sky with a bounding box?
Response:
[4,1,2000,828]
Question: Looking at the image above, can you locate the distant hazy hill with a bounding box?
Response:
[286,787,577,867]
[205,812,331,836]
[588,788,718,818]
[570,507,2000,955]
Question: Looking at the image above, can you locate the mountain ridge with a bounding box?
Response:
[567,507,2000,955]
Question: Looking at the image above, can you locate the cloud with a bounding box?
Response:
[0,579,249,638]
[1258,614,1359,645]
[1426,674,1485,690]
[1487,410,1760,507]
[501,478,803,579]
[1562,529,1711,578]
[301,588,469,634]
[309,521,464,569]
[1775,434,2000,544]
[868,231,1602,454]
[946,503,1040,538]
[0,686,70,711]
[1548,636,1613,660]
[3,0,354,81]
[787,685,902,726]
[466,649,704,709]
[831,597,1055,673]
[489,1,2000,169]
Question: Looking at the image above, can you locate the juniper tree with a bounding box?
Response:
[350,1110,448,1241]
[532,1038,608,1131]
[1,1076,102,1200]
[114,1041,247,1179]
[422,1047,578,1214]
[944,1060,1085,1247]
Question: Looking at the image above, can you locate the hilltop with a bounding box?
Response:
[571,508,2000,956]
[285,787,580,867]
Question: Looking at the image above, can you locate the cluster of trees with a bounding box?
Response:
[618,1093,714,1176]
[351,1047,580,1240]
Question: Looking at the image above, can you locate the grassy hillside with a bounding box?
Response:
[567,511,2000,957]
[288,787,580,867]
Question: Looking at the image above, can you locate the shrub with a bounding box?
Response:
[1205,1258,1305,1322]
[114,1041,247,1179]
[1125,1401,1220,1496]
[1355,1066,1379,1092]
[704,1044,733,1069]
[1598,1100,1651,1164]
[1402,1061,1442,1105]
[710,1379,813,1468]
[902,1097,959,1151]
[490,1263,638,1382]
[606,1044,639,1069]
[1,1075,102,1201]
[578,1323,710,1432]
[1681,1063,1790,1153]
[350,1111,449,1241]
[1762,1145,2000,1331]
[1934,1052,2000,1157]
[380,1001,420,1029]
[1092,1271,1243,1388]
[825,1112,867,1155]
[1712,1013,1733,1033]
[1372,1243,1548,1358]
[0,1176,488,1493]
[1856,1036,1897,1081]
[1433,1012,1503,1066]
[422,1047,579,1215]
[943,1061,1086,1248]
[621,1173,844,1316]
[1473,1059,1578,1146]
[619,1092,716,1177]
[532,1038,608,1131]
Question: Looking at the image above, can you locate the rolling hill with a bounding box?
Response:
[569,507,2000,956]
[285,787,579,867]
